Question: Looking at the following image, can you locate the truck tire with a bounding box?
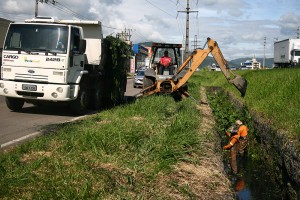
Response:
[6,97,25,111]
[90,82,102,110]
[116,76,127,104]
[70,84,90,115]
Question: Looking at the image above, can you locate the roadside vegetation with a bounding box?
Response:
[0,85,209,198]
[1,67,298,198]
[199,68,300,138]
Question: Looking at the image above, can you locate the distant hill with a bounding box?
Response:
[198,56,236,69]
[230,57,274,68]
[198,57,274,69]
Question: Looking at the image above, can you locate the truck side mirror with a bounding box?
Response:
[79,39,86,54]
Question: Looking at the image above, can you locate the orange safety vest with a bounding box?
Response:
[237,125,248,137]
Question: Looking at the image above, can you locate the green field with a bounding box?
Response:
[198,68,300,137]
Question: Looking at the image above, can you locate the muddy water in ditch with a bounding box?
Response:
[223,147,286,199]
[207,88,294,199]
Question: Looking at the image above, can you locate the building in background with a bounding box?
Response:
[240,57,261,70]
[132,44,149,72]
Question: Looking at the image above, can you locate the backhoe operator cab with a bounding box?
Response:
[149,43,182,75]
[144,43,182,89]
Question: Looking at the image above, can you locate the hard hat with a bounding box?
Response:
[235,120,243,125]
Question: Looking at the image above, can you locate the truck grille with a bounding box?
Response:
[17,91,44,97]
[15,73,48,82]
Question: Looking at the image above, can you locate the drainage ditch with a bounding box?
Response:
[206,87,300,200]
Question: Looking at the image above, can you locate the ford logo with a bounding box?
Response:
[28,70,35,73]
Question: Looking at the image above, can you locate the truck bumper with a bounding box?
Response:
[0,80,79,101]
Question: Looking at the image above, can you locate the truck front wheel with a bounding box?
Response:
[70,84,90,115]
[6,97,25,111]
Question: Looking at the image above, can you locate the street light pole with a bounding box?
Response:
[263,37,266,69]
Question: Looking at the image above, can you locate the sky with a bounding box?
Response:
[1,0,300,60]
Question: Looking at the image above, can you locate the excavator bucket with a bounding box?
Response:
[231,76,247,97]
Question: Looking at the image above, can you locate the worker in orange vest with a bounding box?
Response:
[223,120,249,174]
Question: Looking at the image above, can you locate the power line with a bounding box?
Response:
[37,1,124,31]
[40,0,90,20]
[144,0,175,18]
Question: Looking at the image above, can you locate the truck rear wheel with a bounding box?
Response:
[70,84,90,115]
[6,97,25,111]
[90,82,102,110]
[116,76,127,104]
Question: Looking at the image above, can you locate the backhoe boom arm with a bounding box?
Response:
[174,37,247,97]
[141,37,247,98]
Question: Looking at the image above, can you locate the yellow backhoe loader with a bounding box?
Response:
[141,37,247,99]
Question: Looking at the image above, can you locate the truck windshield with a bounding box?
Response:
[4,24,68,54]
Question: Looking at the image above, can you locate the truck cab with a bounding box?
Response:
[0,17,104,114]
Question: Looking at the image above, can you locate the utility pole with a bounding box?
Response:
[35,0,56,17]
[178,0,198,59]
[192,34,200,50]
[35,0,39,17]
[116,28,132,45]
[297,27,299,39]
[263,37,266,69]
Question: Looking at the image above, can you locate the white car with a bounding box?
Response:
[133,70,145,88]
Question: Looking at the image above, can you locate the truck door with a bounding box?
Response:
[70,27,84,70]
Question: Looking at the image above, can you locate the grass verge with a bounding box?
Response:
[197,68,300,137]
[0,95,204,199]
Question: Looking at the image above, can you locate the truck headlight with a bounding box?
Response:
[51,92,58,98]
[56,87,63,93]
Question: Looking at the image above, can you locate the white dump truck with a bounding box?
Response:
[274,38,300,68]
[0,17,129,114]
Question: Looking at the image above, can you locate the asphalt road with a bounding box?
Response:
[0,78,141,148]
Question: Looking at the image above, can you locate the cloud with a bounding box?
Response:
[278,13,300,36]
[0,0,299,60]
[200,0,250,17]
[1,0,32,14]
